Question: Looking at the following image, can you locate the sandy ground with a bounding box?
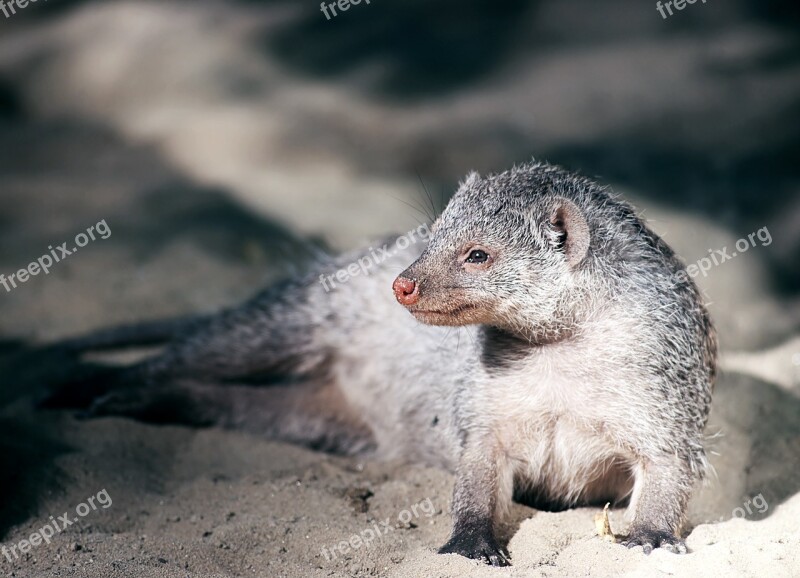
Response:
[0,1,799,577]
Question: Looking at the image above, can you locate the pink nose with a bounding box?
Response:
[393,276,419,306]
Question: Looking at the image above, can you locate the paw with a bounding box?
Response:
[38,367,121,410]
[622,528,687,555]
[78,385,217,427]
[80,389,155,420]
[438,533,511,567]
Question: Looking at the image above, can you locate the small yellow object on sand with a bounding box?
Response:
[594,503,616,543]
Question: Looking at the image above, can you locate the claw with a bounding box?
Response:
[487,548,511,567]
[623,528,687,555]
[439,532,512,567]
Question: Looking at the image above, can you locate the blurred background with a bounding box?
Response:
[0,1,798,576]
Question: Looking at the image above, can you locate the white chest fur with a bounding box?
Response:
[477,349,637,506]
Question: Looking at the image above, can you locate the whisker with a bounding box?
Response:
[416,172,439,220]
[388,193,433,224]
[437,327,454,351]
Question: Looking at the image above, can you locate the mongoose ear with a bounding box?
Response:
[546,198,590,267]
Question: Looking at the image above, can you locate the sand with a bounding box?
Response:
[0,1,798,576]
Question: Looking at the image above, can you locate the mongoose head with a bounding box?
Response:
[393,162,597,339]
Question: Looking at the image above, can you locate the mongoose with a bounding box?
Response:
[40,161,717,566]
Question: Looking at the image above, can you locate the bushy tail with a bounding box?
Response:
[24,277,330,409]
[2,315,208,409]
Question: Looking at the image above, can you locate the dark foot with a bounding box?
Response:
[438,531,511,567]
[81,388,160,420]
[38,365,127,410]
[622,528,687,554]
[79,384,218,427]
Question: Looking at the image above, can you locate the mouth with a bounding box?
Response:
[407,303,478,322]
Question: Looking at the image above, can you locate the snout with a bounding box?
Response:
[392,276,419,306]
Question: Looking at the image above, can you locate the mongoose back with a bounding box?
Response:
[41,161,717,566]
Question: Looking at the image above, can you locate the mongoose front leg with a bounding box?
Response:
[438,436,512,567]
[623,454,692,554]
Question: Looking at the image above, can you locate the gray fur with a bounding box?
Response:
[43,161,717,566]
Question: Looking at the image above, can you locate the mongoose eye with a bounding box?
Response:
[466,249,489,264]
